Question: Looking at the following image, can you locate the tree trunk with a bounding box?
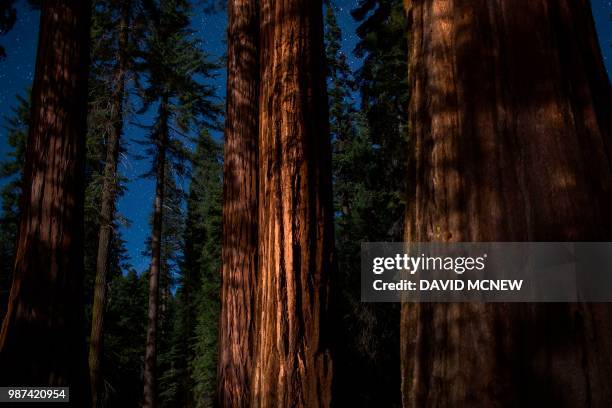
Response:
[401,0,612,406]
[218,0,259,406]
[0,0,91,403]
[89,1,130,405]
[251,0,334,406]
[143,96,169,408]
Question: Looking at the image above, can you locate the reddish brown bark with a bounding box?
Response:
[401,0,612,406]
[89,2,131,405]
[250,0,334,406]
[218,0,259,406]
[0,0,91,402]
[143,96,169,408]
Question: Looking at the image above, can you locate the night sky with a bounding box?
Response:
[0,0,610,272]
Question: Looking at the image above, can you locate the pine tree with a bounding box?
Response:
[156,167,185,408]
[189,130,222,408]
[87,1,147,403]
[325,1,407,405]
[0,92,29,323]
[352,0,408,241]
[103,268,149,406]
[156,131,222,408]
[138,1,220,405]
[0,0,91,402]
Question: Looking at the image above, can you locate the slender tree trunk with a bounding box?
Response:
[251,0,334,406]
[401,0,612,406]
[143,96,169,408]
[0,0,91,403]
[89,2,130,405]
[218,0,259,406]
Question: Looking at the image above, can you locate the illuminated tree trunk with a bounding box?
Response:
[143,96,169,408]
[89,2,130,405]
[218,0,259,406]
[0,0,91,404]
[251,0,334,406]
[401,0,612,406]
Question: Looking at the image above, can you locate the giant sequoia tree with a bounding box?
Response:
[251,0,335,405]
[401,0,612,406]
[0,0,91,401]
[218,0,259,406]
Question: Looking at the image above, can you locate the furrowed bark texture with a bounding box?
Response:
[143,97,169,408]
[218,0,259,406]
[89,2,130,405]
[0,0,91,403]
[251,0,334,406]
[401,0,612,407]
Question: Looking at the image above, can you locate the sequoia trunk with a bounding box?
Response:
[218,0,259,406]
[89,1,131,405]
[401,0,612,406]
[251,0,335,406]
[0,0,91,402]
[142,96,169,408]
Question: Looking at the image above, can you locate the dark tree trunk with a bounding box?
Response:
[143,96,169,408]
[218,0,259,406]
[0,0,91,404]
[251,0,334,406]
[89,1,130,405]
[401,0,612,406]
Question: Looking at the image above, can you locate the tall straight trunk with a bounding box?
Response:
[89,1,130,404]
[401,0,612,407]
[251,0,334,406]
[218,0,259,406]
[143,96,169,408]
[0,0,91,402]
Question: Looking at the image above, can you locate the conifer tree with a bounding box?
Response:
[189,131,222,408]
[138,1,220,405]
[156,166,185,407]
[401,0,612,406]
[218,0,259,405]
[0,0,91,401]
[156,133,222,408]
[326,1,407,405]
[103,268,149,406]
[352,0,408,240]
[0,92,29,323]
[252,0,335,404]
[87,1,147,404]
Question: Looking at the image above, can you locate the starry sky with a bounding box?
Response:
[0,0,610,272]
